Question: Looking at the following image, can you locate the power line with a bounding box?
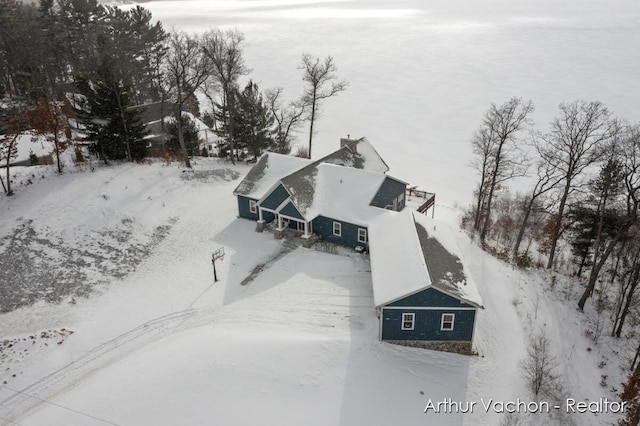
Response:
[0,385,121,426]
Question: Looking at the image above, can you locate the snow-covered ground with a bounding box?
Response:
[0,159,632,426]
[2,0,638,424]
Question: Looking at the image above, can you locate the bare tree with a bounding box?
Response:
[265,87,306,154]
[619,361,640,426]
[28,96,72,174]
[512,137,563,259]
[471,126,496,231]
[202,29,249,165]
[163,31,209,168]
[578,123,640,310]
[540,101,612,269]
[0,101,29,195]
[520,333,559,396]
[300,54,347,159]
[473,97,534,244]
[611,230,640,338]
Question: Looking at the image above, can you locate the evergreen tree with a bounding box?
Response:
[215,81,275,159]
[235,80,274,159]
[77,65,147,163]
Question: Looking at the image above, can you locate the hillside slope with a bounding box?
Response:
[0,160,631,426]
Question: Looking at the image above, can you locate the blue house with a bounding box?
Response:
[233,137,483,353]
[233,137,406,249]
[369,210,483,353]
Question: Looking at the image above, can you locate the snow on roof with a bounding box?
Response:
[336,137,389,173]
[280,161,388,225]
[305,164,389,225]
[413,213,483,308]
[369,210,483,308]
[369,209,431,307]
[233,152,312,199]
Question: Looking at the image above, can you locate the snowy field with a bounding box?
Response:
[2,0,639,424]
[132,0,640,208]
[0,159,631,426]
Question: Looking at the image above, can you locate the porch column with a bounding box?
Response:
[277,214,282,230]
[255,207,266,233]
[304,221,310,238]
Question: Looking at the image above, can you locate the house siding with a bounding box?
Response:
[237,196,259,221]
[237,196,275,223]
[312,216,367,248]
[279,202,304,220]
[260,184,290,210]
[370,177,406,210]
[381,308,475,342]
[386,287,475,309]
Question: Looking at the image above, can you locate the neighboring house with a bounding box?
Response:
[129,101,215,154]
[233,136,483,353]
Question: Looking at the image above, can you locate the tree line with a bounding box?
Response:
[0,0,347,190]
[467,98,640,425]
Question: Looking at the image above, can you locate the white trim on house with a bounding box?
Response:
[358,227,367,243]
[278,213,304,225]
[256,180,292,207]
[401,313,415,330]
[333,221,342,237]
[273,197,292,214]
[440,313,455,331]
[377,284,481,310]
[383,306,476,311]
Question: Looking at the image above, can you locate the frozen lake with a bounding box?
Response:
[138,0,640,207]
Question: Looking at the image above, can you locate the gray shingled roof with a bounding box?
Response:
[414,221,481,307]
[233,153,312,198]
[279,145,379,215]
[233,153,270,196]
[128,101,176,125]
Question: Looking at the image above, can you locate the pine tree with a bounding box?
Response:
[234,81,274,159]
[77,65,147,163]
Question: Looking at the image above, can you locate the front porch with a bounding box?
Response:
[255,209,317,248]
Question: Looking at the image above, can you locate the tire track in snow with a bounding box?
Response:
[0,309,196,424]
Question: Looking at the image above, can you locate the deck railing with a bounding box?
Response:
[407,186,436,218]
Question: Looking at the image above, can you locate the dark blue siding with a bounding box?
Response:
[381,308,476,342]
[279,202,304,220]
[260,184,290,210]
[312,216,367,248]
[262,211,276,223]
[387,287,474,308]
[237,196,259,221]
[370,177,406,211]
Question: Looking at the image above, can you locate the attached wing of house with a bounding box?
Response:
[368,210,483,353]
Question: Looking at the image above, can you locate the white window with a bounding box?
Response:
[333,221,342,237]
[393,198,398,211]
[358,228,367,243]
[441,313,455,331]
[398,192,405,207]
[401,313,415,330]
[249,200,257,214]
